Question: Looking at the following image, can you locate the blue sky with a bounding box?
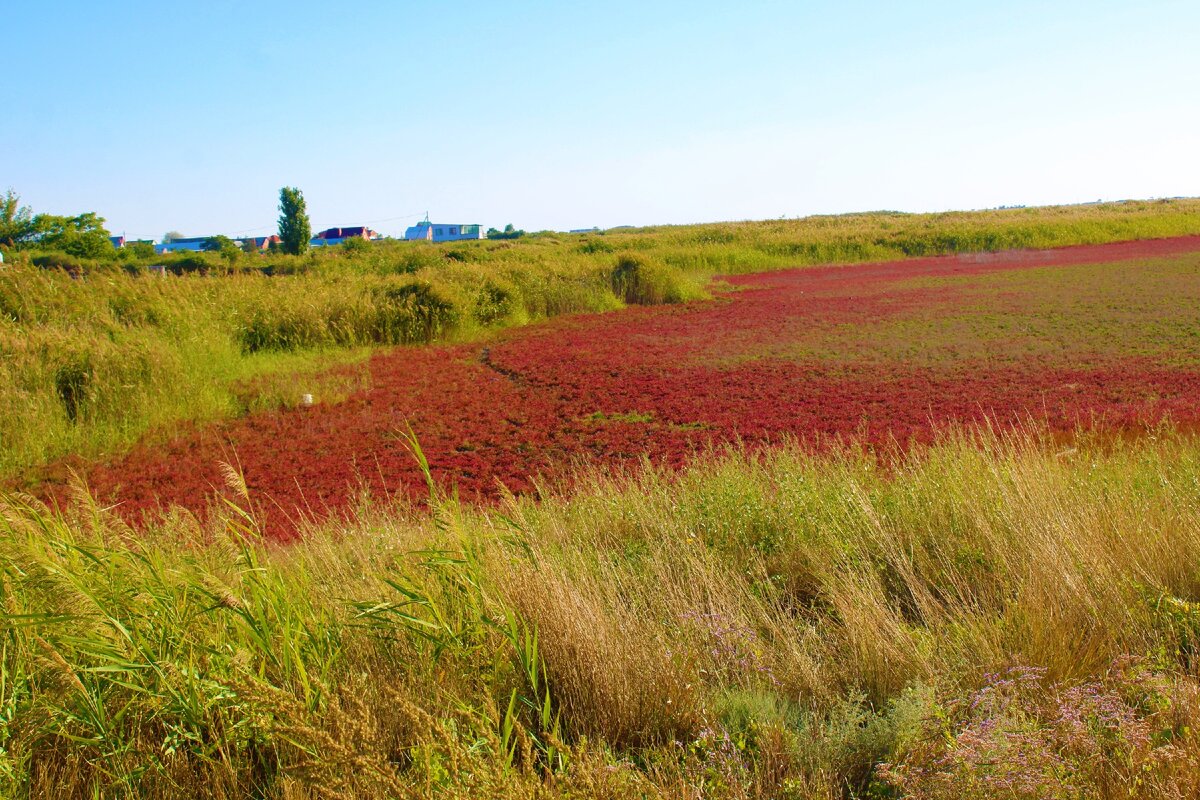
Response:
[5,1,1198,239]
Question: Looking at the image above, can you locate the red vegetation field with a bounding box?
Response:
[74,236,1200,537]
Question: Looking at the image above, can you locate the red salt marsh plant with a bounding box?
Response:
[6,202,1200,481]
[54,237,1200,537]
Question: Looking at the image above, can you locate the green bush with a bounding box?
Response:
[373,280,460,344]
[166,253,221,275]
[610,254,701,305]
[340,236,371,255]
[473,278,518,326]
[261,253,313,276]
[53,352,92,423]
[123,240,157,260]
[32,251,89,274]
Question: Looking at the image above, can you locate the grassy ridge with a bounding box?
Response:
[626,197,1200,273]
[4,430,1200,797]
[2,198,1198,479]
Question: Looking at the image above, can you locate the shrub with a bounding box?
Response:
[53,353,92,422]
[487,224,526,240]
[203,235,242,264]
[122,240,157,260]
[340,236,371,255]
[166,253,220,275]
[473,279,517,326]
[32,251,88,275]
[262,254,313,276]
[373,281,459,343]
[610,254,700,305]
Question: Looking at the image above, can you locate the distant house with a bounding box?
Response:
[158,237,211,253]
[111,237,157,253]
[569,227,600,234]
[310,226,380,247]
[404,218,483,243]
[236,235,282,251]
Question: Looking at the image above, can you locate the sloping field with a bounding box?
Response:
[72,236,1200,536]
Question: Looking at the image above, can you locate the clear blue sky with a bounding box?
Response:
[5,1,1198,239]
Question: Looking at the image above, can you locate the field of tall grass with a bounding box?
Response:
[2,197,1198,480]
[4,428,1200,798]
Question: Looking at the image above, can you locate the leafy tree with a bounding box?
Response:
[277,187,311,255]
[34,212,115,258]
[202,234,241,264]
[0,190,36,247]
[0,192,115,257]
[162,230,185,243]
[124,241,156,259]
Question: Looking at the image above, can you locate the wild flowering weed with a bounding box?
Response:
[876,660,1198,799]
[679,611,776,687]
[682,723,751,798]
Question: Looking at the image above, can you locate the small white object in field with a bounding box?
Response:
[301,393,314,407]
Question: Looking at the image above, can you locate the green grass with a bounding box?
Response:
[5,429,1200,797]
[1,198,1197,481]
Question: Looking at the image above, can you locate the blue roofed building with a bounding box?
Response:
[158,237,210,253]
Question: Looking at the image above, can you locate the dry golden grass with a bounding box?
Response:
[5,427,1200,797]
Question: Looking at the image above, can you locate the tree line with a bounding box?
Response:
[0,187,316,260]
[0,190,114,258]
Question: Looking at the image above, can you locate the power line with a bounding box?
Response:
[360,210,428,226]
[228,223,277,237]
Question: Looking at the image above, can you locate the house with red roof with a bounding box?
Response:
[311,226,381,247]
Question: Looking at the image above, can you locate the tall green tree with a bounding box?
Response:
[34,212,115,258]
[0,190,36,247]
[277,187,311,255]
